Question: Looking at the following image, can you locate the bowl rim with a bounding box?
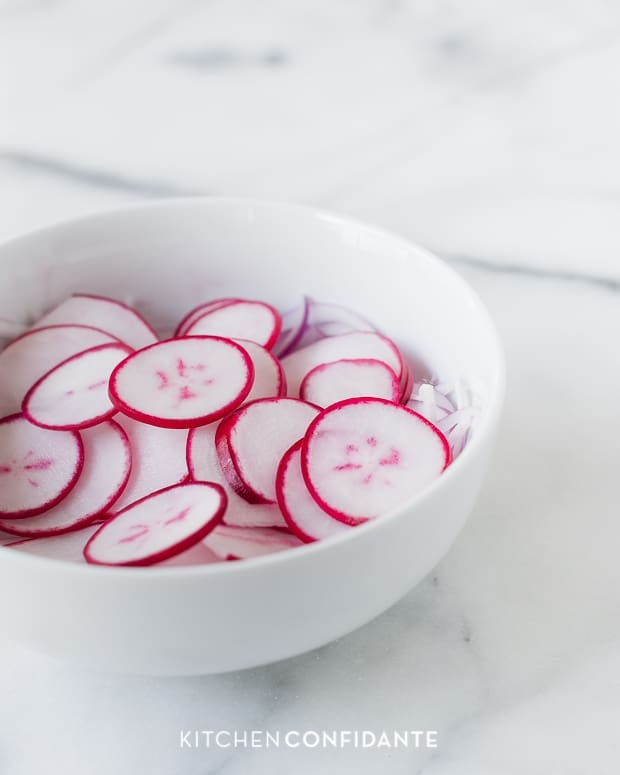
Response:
[0,196,506,578]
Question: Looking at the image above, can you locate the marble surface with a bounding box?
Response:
[1,1,620,772]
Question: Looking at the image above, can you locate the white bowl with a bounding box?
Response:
[0,198,504,675]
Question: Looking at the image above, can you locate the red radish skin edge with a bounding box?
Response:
[214,414,272,504]
[185,300,282,351]
[214,397,321,505]
[83,482,227,566]
[299,357,401,405]
[0,413,85,519]
[174,298,241,337]
[300,397,452,526]
[0,323,124,354]
[69,293,159,341]
[275,440,319,543]
[0,420,132,537]
[108,336,254,429]
[22,342,133,431]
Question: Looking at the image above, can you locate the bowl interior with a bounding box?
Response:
[0,199,502,408]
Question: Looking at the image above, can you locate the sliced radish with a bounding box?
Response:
[399,364,414,404]
[216,398,320,504]
[184,300,281,350]
[0,324,121,414]
[204,525,303,560]
[235,339,286,403]
[32,293,157,349]
[84,482,227,566]
[282,331,403,397]
[302,398,451,524]
[0,414,84,518]
[111,416,188,513]
[276,441,352,543]
[175,298,239,337]
[109,336,254,429]
[6,523,103,563]
[23,342,132,430]
[158,542,223,566]
[300,358,400,407]
[187,424,287,528]
[0,420,130,537]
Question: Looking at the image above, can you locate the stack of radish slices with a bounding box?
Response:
[0,293,469,568]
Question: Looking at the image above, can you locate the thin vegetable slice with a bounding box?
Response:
[0,420,131,537]
[300,358,400,407]
[215,397,320,504]
[281,331,403,397]
[276,441,352,543]
[0,324,121,414]
[184,300,281,350]
[109,336,254,429]
[234,339,286,403]
[0,414,84,518]
[32,293,157,349]
[175,298,240,337]
[23,342,132,430]
[204,525,303,560]
[6,523,103,563]
[111,416,188,513]
[187,424,287,528]
[84,482,227,566]
[302,398,451,524]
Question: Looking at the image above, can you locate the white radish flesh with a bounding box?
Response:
[23,342,132,430]
[0,325,121,414]
[175,298,239,336]
[187,424,287,528]
[302,398,451,523]
[204,525,303,560]
[111,416,188,513]
[0,414,84,518]
[300,358,400,407]
[276,441,352,543]
[32,293,157,349]
[0,420,131,537]
[282,331,403,397]
[109,336,253,428]
[216,398,320,504]
[234,339,286,403]
[6,523,103,563]
[84,482,227,566]
[184,300,281,350]
[158,542,223,566]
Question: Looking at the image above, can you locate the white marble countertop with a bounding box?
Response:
[2,1,620,772]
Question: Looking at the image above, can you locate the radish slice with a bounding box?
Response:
[158,542,223,566]
[0,420,131,537]
[399,364,414,404]
[23,342,132,430]
[234,339,286,402]
[204,525,303,560]
[175,298,239,337]
[184,300,282,350]
[84,482,227,566]
[187,424,287,528]
[300,358,400,407]
[109,336,254,429]
[6,523,103,563]
[216,398,320,504]
[282,331,403,397]
[302,398,451,524]
[276,441,352,543]
[111,416,188,513]
[0,414,84,518]
[32,293,157,349]
[0,528,18,545]
[0,325,121,414]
